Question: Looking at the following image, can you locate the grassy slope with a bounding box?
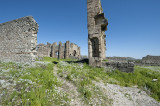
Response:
[0,57,160,105]
[107,66,160,101]
[0,62,69,105]
[41,57,160,102]
[56,61,160,102]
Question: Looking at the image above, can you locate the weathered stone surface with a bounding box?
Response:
[51,42,58,58]
[69,43,81,59]
[134,55,160,66]
[65,41,70,59]
[58,42,64,59]
[142,55,160,66]
[106,57,135,62]
[37,43,51,57]
[87,1,134,72]
[103,62,134,73]
[0,16,38,64]
[37,41,81,59]
[87,0,108,67]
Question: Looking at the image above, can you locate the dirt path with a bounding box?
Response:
[94,81,160,106]
[53,66,84,106]
[53,63,160,106]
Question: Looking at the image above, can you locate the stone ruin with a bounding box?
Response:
[37,41,81,59]
[0,16,81,64]
[87,0,134,72]
[0,16,38,64]
[106,57,135,62]
[87,0,108,67]
[106,55,160,67]
[0,0,135,72]
[37,42,51,57]
[142,55,160,66]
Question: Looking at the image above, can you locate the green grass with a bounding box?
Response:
[0,62,24,70]
[141,66,160,72]
[57,61,160,102]
[1,59,160,105]
[39,57,77,62]
[106,66,160,101]
[0,62,70,105]
[103,59,108,62]
[57,62,112,105]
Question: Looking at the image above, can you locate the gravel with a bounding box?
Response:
[94,81,160,106]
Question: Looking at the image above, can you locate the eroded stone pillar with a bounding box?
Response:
[87,0,108,67]
[51,42,57,58]
[58,42,63,59]
[65,41,70,59]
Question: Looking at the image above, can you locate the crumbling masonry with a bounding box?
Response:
[87,0,134,72]
[37,41,81,59]
[0,16,38,64]
[142,55,160,66]
[0,16,80,64]
[87,0,108,67]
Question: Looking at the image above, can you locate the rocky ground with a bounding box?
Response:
[0,61,160,106]
[54,66,84,106]
[94,81,160,106]
[54,62,160,106]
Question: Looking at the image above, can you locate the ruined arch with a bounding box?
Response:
[73,50,76,56]
[91,37,99,57]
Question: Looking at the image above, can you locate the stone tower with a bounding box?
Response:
[87,0,108,67]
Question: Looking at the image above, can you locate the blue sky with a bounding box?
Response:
[0,0,160,59]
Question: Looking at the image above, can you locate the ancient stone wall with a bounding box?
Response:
[102,62,134,73]
[65,41,70,59]
[37,41,81,59]
[142,55,160,66]
[106,57,135,62]
[51,42,58,58]
[69,43,81,59]
[87,0,134,72]
[58,42,64,59]
[37,43,51,57]
[87,0,108,67]
[0,16,38,64]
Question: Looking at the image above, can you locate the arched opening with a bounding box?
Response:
[91,37,99,57]
[56,51,58,58]
[73,50,76,56]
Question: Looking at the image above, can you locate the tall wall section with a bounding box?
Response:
[87,0,108,67]
[37,43,51,57]
[0,16,38,64]
[87,0,134,72]
[69,43,81,59]
[51,42,58,58]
